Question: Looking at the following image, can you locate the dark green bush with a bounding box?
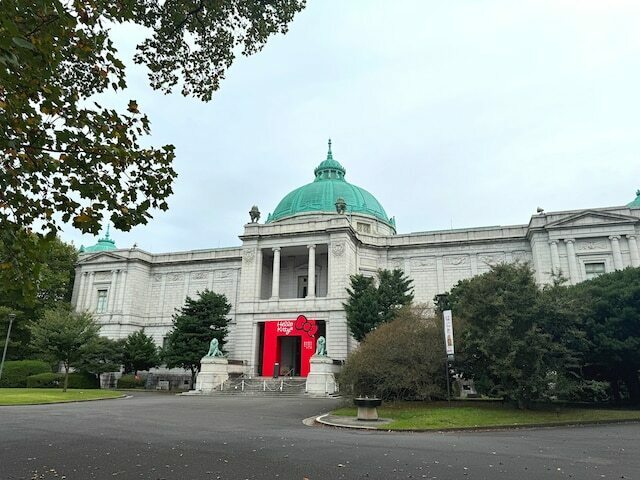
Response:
[0,360,51,387]
[117,374,145,389]
[26,372,99,389]
[339,306,446,401]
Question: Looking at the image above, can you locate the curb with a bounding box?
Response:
[315,413,392,430]
[0,393,128,407]
[314,414,640,433]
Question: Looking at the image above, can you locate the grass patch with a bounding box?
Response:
[0,388,122,406]
[332,401,640,430]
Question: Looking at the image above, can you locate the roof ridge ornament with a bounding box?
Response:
[314,138,346,180]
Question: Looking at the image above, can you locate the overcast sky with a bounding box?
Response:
[62,0,640,253]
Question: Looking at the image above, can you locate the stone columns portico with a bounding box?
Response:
[564,239,579,284]
[549,241,560,275]
[609,235,623,270]
[628,235,640,268]
[307,244,316,298]
[271,247,281,299]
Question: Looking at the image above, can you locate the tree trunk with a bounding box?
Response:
[63,364,69,392]
[625,371,640,403]
[190,366,197,389]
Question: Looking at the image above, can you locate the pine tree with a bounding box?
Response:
[162,290,231,387]
[344,269,414,342]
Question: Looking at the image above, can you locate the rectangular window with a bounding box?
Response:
[585,262,606,279]
[96,289,108,313]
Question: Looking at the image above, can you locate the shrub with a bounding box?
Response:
[0,360,51,387]
[26,372,99,389]
[117,374,146,389]
[339,306,446,401]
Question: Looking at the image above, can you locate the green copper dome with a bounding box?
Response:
[266,140,395,229]
[80,225,117,253]
[628,189,640,209]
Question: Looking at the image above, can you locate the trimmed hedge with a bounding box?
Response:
[0,360,51,388]
[117,374,145,389]
[26,372,99,389]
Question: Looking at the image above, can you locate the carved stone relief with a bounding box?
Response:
[577,240,607,251]
[332,243,345,257]
[444,255,468,266]
[167,272,184,282]
[191,271,208,280]
[411,257,436,269]
[94,271,112,282]
[478,253,505,266]
[215,270,232,279]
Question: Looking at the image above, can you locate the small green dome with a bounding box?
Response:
[628,189,640,209]
[267,140,394,228]
[81,225,117,252]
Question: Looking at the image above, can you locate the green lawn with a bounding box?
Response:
[0,388,123,406]
[333,402,640,430]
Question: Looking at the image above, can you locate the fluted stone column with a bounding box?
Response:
[117,270,128,312]
[85,272,96,311]
[628,235,640,268]
[564,239,579,284]
[77,272,88,310]
[549,241,561,275]
[107,270,118,313]
[307,244,316,299]
[256,248,263,300]
[271,247,281,299]
[610,235,623,270]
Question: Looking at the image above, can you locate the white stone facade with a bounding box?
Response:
[73,204,640,375]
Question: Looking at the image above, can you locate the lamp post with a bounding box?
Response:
[0,313,17,382]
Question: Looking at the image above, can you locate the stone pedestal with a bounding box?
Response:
[305,355,337,396]
[194,357,229,393]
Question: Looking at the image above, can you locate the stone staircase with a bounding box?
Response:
[212,377,309,397]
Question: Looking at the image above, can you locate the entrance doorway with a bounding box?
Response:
[278,336,301,376]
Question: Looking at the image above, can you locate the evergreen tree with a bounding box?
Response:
[344,269,414,342]
[122,331,159,375]
[572,267,640,402]
[29,306,100,391]
[77,337,124,384]
[449,263,584,408]
[162,290,231,387]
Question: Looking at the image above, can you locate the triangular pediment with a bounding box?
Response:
[546,210,638,230]
[78,251,124,264]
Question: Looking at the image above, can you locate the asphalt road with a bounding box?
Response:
[0,392,638,480]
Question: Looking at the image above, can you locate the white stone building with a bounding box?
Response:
[72,143,640,377]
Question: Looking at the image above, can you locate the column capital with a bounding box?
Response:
[272,247,281,253]
[548,240,558,246]
[307,244,316,250]
[563,238,575,244]
[609,235,621,241]
[89,271,96,276]
[627,234,637,240]
[82,271,89,276]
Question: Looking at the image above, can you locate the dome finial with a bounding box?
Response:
[105,223,111,240]
[327,138,333,160]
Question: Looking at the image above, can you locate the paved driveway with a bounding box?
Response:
[0,393,638,479]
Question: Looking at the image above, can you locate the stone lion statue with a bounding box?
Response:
[315,336,327,356]
[206,338,225,358]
